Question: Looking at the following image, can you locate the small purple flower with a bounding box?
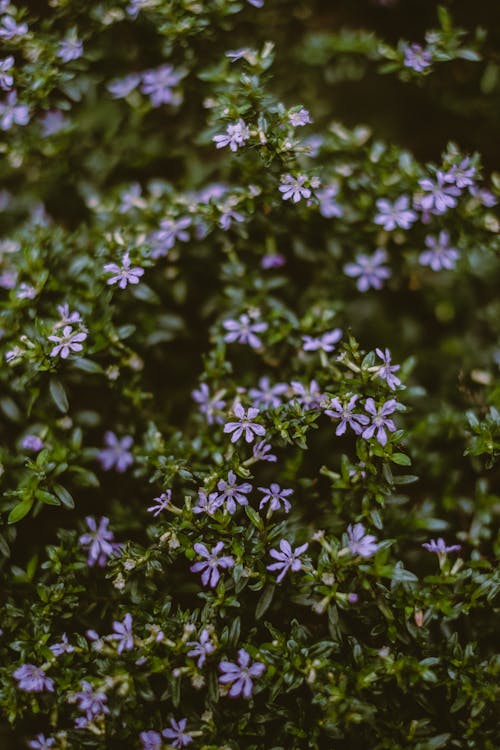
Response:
[348,592,359,604]
[140,731,163,750]
[362,398,398,446]
[0,56,14,91]
[249,376,288,409]
[28,735,55,750]
[118,183,143,213]
[216,470,253,514]
[223,313,268,349]
[126,0,149,18]
[261,253,286,269]
[193,489,222,515]
[48,325,87,359]
[79,516,116,567]
[39,110,69,136]
[107,73,141,98]
[344,248,391,292]
[247,0,264,7]
[190,541,234,588]
[98,431,134,472]
[150,216,191,259]
[403,43,432,72]
[192,383,226,425]
[416,173,461,215]
[56,303,82,326]
[0,90,29,130]
[279,174,311,203]
[162,718,193,748]
[111,613,134,653]
[104,252,144,288]
[374,348,401,390]
[57,36,83,62]
[141,65,183,107]
[374,195,417,231]
[443,158,476,189]
[288,108,312,127]
[258,483,293,513]
[218,648,265,698]
[187,628,215,668]
[223,403,266,443]
[21,434,44,452]
[75,680,109,722]
[13,664,54,693]
[419,230,459,271]
[469,185,497,207]
[213,118,250,151]
[0,15,28,40]
[50,633,74,656]
[267,539,308,582]
[316,183,343,219]
[302,328,342,353]
[147,490,171,517]
[347,523,378,558]
[290,380,323,410]
[324,395,370,436]
[252,440,277,463]
[422,538,461,554]
[219,205,245,230]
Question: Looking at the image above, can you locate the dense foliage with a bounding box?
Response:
[0,1,499,748]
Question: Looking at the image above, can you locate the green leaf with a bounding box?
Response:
[8,498,34,524]
[53,484,75,509]
[391,452,412,466]
[49,378,69,413]
[256,585,275,619]
[36,490,61,506]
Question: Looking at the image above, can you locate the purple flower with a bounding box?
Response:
[302,328,342,353]
[147,490,171,517]
[190,541,234,588]
[469,185,497,207]
[0,15,28,40]
[288,108,312,127]
[192,383,226,425]
[218,648,265,698]
[219,205,245,230]
[216,470,253,514]
[13,664,54,693]
[50,633,74,656]
[347,523,378,557]
[150,216,191,259]
[56,303,82,326]
[267,539,309,582]
[419,230,459,271]
[362,398,398,446]
[141,65,183,107]
[79,516,116,567]
[290,380,323,410]
[252,440,277,462]
[374,195,417,231]
[162,718,193,748]
[422,538,461,554]
[247,0,264,6]
[193,489,221,515]
[57,36,83,62]
[374,348,401,390]
[107,73,141,98]
[74,680,109,722]
[249,376,288,409]
[39,110,69,136]
[316,183,343,218]
[324,395,370,435]
[403,43,432,72]
[48,325,87,359]
[126,0,149,18]
[98,432,134,472]
[28,735,55,750]
[187,628,215,668]
[21,434,44,452]
[279,174,311,203]
[223,313,268,349]
[111,613,134,653]
[118,183,143,213]
[416,173,461,215]
[140,731,163,750]
[223,403,266,443]
[0,55,14,91]
[261,253,286,269]
[0,90,29,130]
[213,119,250,151]
[344,248,391,292]
[258,483,293,513]
[443,158,476,189]
[104,252,144,288]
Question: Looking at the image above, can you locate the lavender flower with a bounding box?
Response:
[162,718,193,748]
[140,731,163,750]
[107,73,141,98]
[249,376,288,409]
[104,252,144,288]
[147,490,171,517]
[403,43,431,72]
[290,380,323,410]
[316,183,343,218]
[279,174,311,203]
[443,158,476,189]
[193,489,222,515]
[216,470,253,514]
[219,204,245,230]
[362,398,398,446]
[126,0,150,18]
[21,434,44,452]
[302,328,342,353]
[118,183,144,213]
[252,440,277,462]
[192,383,226,425]
[218,648,265,698]
[324,395,370,435]
[288,108,312,127]
[419,231,459,271]
[422,538,461,554]
[79,516,116,567]
[13,664,54,692]
[48,325,87,359]
[141,65,183,107]
[267,539,308,582]
[258,483,293,513]
[223,313,268,349]
[111,613,134,653]
[98,432,134,472]
[344,248,391,292]
[56,303,82,326]
[261,253,286,269]
[0,56,14,91]
[39,110,69,136]
[374,196,417,231]
[224,403,266,443]
[28,735,55,750]
[187,628,215,668]
[57,36,83,62]
[50,633,74,656]
[0,90,29,130]
[374,348,401,390]
[416,173,461,215]
[247,0,264,6]
[74,680,109,722]
[190,541,234,588]
[150,216,191,259]
[347,523,378,557]
[213,119,250,151]
[0,16,28,40]
[469,185,497,207]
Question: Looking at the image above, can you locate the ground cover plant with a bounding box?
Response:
[0,0,499,748]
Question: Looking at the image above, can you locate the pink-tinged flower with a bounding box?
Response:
[374,195,417,231]
[362,398,398,446]
[218,648,265,698]
[50,633,74,656]
[252,440,277,462]
[258,483,293,513]
[223,313,268,349]
[79,516,117,567]
[213,119,250,151]
[347,523,378,558]
[324,395,369,436]
[111,613,134,653]
[140,731,162,750]
[224,403,266,443]
[13,664,54,693]
[419,231,459,271]
[162,718,193,748]
[104,252,144,288]
[98,431,133,472]
[187,628,215,668]
[28,735,55,750]
[216,470,253,514]
[302,328,342,353]
[279,173,311,203]
[190,541,234,588]
[147,490,171,516]
[48,325,87,359]
[422,538,461,554]
[374,348,401,390]
[267,539,308,582]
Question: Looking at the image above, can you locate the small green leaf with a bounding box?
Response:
[391,452,412,466]
[8,498,34,524]
[49,378,69,413]
[53,484,75,509]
